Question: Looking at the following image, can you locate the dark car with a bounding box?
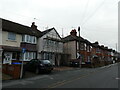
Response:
[24,59,53,74]
[69,59,80,67]
[69,61,79,67]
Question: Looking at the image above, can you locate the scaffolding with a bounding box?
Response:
[42,30,63,66]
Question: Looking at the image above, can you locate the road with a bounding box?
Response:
[2,63,119,89]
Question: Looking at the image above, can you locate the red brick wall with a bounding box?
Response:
[2,64,21,79]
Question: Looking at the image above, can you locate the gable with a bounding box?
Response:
[41,28,61,40]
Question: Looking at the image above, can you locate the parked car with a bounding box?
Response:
[69,59,80,67]
[69,61,79,67]
[24,59,53,74]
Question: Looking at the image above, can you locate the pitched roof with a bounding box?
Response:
[84,39,92,45]
[40,27,61,39]
[2,18,41,37]
[92,43,99,48]
[41,28,53,37]
[62,35,85,43]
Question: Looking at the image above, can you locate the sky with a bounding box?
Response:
[0,0,119,50]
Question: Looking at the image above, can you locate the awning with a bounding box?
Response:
[2,46,22,52]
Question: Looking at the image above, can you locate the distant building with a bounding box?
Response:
[62,29,116,67]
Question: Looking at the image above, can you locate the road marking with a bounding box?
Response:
[47,66,114,88]
[47,72,95,88]
[47,80,67,88]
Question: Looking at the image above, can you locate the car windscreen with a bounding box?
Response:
[41,60,51,64]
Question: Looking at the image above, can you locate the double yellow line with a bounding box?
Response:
[47,67,112,88]
[47,71,96,88]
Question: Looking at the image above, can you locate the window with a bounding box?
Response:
[87,56,90,62]
[26,35,29,42]
[8,32,16,40]
[96,48,100,53]
[46,40,49,46]
[33,52,36,59]
[29,36,32,43]
[22,35,25,42]
[25,52,29,60]
[87,46,90,52]
[90,46,92,51]
[80,43,84,50]
[32,36,36,44]
[84,44,86,50]
[22,35,37,44]
[23,52,36,61]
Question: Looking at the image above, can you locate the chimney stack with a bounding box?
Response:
[94,41,99,45]
[101,45,104,48]
[31,22,37,30]
[105,46,108,49]
[70,29,77,36]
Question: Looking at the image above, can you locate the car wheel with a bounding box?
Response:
[35,68,39,74]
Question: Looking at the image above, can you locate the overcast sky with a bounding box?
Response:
[0,0,119,50]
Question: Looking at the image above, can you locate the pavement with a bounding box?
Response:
[2,73,12,80]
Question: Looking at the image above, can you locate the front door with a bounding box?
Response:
[3,52,12,64]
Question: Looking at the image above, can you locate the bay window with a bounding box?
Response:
[22,35,37,44]
[22,52,36,61]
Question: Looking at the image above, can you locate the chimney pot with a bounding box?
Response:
[70,29,77,36]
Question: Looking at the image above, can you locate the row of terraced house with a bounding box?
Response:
[62,29,120,67]
[0,18,120,69]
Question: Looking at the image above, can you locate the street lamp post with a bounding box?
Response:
[78,26,81,68]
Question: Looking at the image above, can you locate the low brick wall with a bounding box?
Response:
[2,64,21,79]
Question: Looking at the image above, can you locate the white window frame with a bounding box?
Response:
[22,35,37,44]
[87,46,90,52]
[23,52,36,61]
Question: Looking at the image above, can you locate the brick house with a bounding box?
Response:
[62,29,93,66]
[90,42,101,67]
